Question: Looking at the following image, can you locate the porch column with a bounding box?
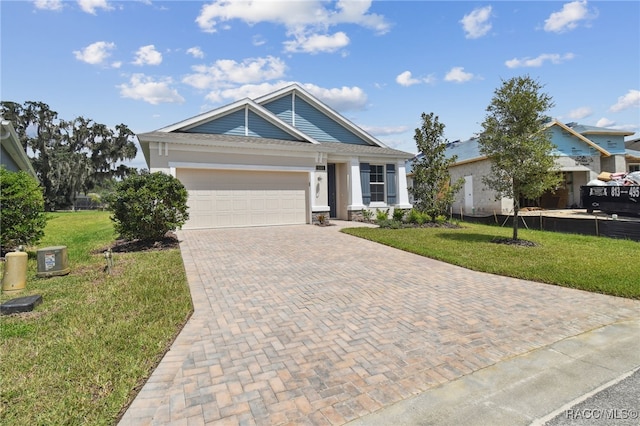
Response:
[348,157,366,210]
[396,160,413,209]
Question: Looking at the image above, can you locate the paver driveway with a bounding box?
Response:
[119,222,640,425]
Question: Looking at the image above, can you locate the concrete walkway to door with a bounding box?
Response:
[119,222,640,425]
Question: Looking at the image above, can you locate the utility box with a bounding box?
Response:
[37,246,70,278]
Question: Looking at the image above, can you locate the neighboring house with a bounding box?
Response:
[1,118,37,178]
[626,137,640,172]
[137,84,413,229]
[408,120,635,215]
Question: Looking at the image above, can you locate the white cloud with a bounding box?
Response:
[118,74,185,105]
[187,47,205,59]
[34,0,63,11]
[196,0,389,33]
[284,31,350,54]
[361,125,409,136]
[133,45,163,66]
[195,0,388,54]
[252,35,267,46]
[183,56,287,90]
[610,89,640,112]
[505,53,575,68]
[303,83,368,111]
[544,0,597,33]
[444,67,474,83]
[203,81,367,112]
[395,71,436,87]
[460,6,492,39]
[595,117,615,128]
[73,41,116,66]
[77,0,113,15]
[567,107,592,120]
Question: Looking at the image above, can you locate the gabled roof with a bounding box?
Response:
[564,122,634,137]
[441,120,613,166]
[156,97,319,144]
[546,120,611,157]
[254,83,386,148]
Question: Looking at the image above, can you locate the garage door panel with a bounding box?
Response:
[177,169,308,229]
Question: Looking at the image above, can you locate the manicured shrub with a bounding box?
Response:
[0,167,47,250]
[107,172,189,241]
[392,208,405,222]
[407,209,431,225]
[375,208,389,223]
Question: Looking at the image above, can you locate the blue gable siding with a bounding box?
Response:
[1,145,20,172]
[548,126,599,157]
[585,134,625,155]
[246,111,297,140]
[262,95,293,126]
[263,95,370,145]
[294,98,369,145]
[185,110,245,136]
[183,109,296,140]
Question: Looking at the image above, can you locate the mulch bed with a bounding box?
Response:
[94,232,180,254]
[490,237,538,247]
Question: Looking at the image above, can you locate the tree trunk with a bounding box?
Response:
[512,198,519,241]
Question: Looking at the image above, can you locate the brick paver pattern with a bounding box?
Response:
[119,223,640,425]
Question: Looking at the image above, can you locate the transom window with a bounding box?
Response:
[370,165,385,202]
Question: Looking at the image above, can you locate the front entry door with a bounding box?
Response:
[328,163,337,218]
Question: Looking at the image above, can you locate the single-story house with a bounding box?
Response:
[408,120,635,215]
[1,119,37,178]
[137,84,413,229]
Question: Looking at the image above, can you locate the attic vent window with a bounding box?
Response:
[316,165,326,171]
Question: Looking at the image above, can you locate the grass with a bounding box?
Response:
[0,211,193,425]
[342,222,640,299]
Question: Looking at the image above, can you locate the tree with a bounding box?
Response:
[410,112,464,219]
[0,101,137,211]
[107,172,189,241]
[0,167,48,251]
[478,75,562,240]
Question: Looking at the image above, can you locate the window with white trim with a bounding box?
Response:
[629,164,640,172]
[370,165,385,202]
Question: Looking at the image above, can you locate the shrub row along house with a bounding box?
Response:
[137,84,413,229]
[414,121,638,216]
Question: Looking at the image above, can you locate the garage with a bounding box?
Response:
[176,168,309,229]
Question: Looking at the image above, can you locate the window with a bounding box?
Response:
[629,164,640,173]
[360,163,396,205]
[370,165,385,202]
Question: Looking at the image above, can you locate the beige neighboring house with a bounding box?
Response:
[137,84,413,229]
[407,120,636,215]
[1,119,37,178]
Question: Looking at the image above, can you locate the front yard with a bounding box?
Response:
[0,211,192,425]
[1,213,638,424]
[342,222,640,299]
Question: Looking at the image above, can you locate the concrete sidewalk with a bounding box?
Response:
[119,223,640,425]
[347,319,640,426]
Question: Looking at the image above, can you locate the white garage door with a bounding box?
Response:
[177,169,308,229]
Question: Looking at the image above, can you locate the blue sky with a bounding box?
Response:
[2,0,639,169]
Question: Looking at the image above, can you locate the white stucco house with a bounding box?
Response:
[137,84,413,229]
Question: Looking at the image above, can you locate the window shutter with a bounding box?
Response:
[386,164,396,204]
[360,163,371,205]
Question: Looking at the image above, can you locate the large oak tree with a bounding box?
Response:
[1,101,137,210]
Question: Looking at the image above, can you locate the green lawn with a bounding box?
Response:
[0,211,193,425]
[342,222,640,299]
